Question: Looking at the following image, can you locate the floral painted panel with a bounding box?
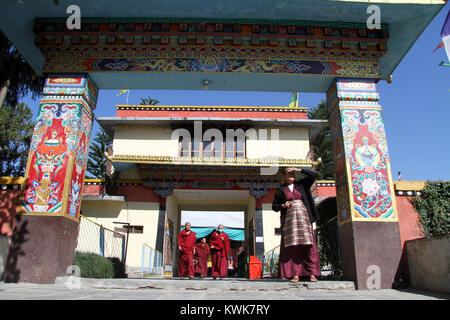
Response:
[340,108,395,219]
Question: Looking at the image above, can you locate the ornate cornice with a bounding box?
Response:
[316,180,335,186]
[117,105,308,112]
[394,181,426,191]
[394,181,426,196]
[34,18,389,55]
[33,17,388,77]
[84,179,143,186]
[0,176,25,190]
[0,176,25,185]
[395,190,422,196]
[109,154,316,167]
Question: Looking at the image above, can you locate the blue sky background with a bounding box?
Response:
[21,4,450,182]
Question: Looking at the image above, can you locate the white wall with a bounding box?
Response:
[80,200,160,269]
[262,203,281,253]
[113,124,177,157]
[246,127,310,160]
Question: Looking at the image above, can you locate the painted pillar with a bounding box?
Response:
[4,74,98,284]
[326,78,402,289]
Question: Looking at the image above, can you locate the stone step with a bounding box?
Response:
[54,277,355,291]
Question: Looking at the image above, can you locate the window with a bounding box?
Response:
[225,136,245,158]
[178,136,190,157]
[236,136,245,158]
[203,136,223,158]
[176,128,247,158]
[114,225,144,234]
[192,136,201,157]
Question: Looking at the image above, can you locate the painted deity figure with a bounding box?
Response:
[44,130,62,146]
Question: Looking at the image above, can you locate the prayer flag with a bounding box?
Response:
[289,92,299,107]
[438,10,450,63]
[117,89,129,96]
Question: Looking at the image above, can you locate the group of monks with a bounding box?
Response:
[178,222,231,279]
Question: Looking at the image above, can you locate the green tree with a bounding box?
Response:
[0,103,34,176]
[308,100,335,180]
[0,31,45,109]
[139,96,160,105]
[410,181,450,237]
[86,127,112,179]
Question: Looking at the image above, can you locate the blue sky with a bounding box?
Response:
[21,4,450,182]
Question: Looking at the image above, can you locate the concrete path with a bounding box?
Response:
[0,277,448,300]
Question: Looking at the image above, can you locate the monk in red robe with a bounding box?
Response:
[194,237,210,278]
[178,222,196,279]
[210,224,230,279]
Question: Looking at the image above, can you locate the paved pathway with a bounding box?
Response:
[0,277,448,300]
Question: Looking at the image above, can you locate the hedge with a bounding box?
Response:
[410,181,450,237]
[316,197,340,274]
[317,197,338,225]
[72,252,116,279]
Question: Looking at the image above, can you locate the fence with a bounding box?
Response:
[262,245,280,278]
[76,215,126,262]
[262,217,342,278]
[140,243,163,276]
[316,216,342,278]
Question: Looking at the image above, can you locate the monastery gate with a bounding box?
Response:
[0,0,446,289]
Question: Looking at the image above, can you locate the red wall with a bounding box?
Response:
[113,185,160,202]
[0,190,21,237]
[117,109,308,120]
[82,184,104,195]
[316,185,337,198]
[83,184,160,202]
[396,196,424,247]
[262,189,276,204]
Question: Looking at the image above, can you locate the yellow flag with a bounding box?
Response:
[289,92,299,107]
[117,89,129,96]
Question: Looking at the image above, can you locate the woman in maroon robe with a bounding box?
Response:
[210,225,230,279]
[194,237,210,278]
[272,167,321,282]
[178,222,197,279]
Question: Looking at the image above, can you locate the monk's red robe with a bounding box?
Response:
[210,231,230,278]
[194,243,210,276]
[178,229,196,277]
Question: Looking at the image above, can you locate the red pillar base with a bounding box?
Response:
[4,215,79,284]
